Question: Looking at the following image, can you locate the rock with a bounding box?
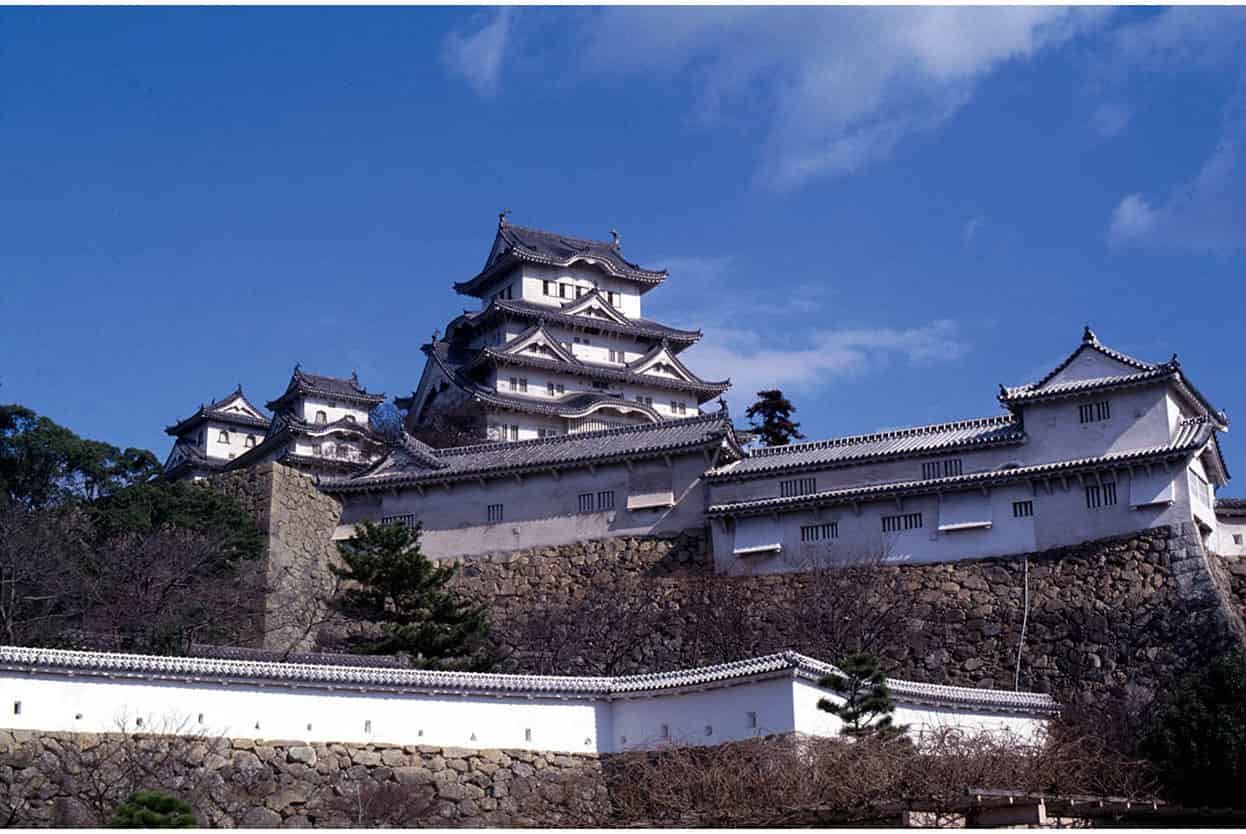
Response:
[240,807,284,828]
[232,751,264,771]
[286,746,317,766]
[380,748,406,767]
[350,750,382,767]
[394,766,434,785]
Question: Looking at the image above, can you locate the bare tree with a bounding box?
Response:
[0,504,93,646]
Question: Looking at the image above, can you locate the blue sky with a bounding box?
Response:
[2,7,1244,493]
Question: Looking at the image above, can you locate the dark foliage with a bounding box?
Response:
[331,521,495,669]
[744,389,804,447]
[817,652,907,739]
[1140,651,1246,808]
[110,791,197,828]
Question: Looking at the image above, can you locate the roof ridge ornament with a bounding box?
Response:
[610,229,620,250]
[499,209,510,229]
[1083,325,1097,344]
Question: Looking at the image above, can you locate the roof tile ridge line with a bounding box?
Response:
[477,348,729,389]
[504,222,616,249]
[750,415,1019,457]
[1007,365,1173,394]
[492,298,702,338]
[429,412,725,458]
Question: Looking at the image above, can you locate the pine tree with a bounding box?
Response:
[110,791,197,828]
[332,521,495,670]
[817,653,908,739]
[744,389,805,447]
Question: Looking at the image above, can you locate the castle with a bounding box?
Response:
[163,215,1244,569]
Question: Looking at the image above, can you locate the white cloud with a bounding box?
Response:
[1108,193,1157,244]
[441,9,513,96]
[687,320,969,409]
[1091,102,1130,139]
[964,216,985,243]
[1108,83,1246,253]
[574,7,1105,190]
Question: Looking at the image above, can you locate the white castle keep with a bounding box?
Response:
[163,215,1244,569]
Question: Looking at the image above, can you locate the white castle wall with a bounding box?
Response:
[0,648,1054,755]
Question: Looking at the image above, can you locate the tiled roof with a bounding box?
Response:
[162,440,228,478]
[322,412,741,493]
[455,221,667,297]
[709,422,1217,517]
[165,386,271,436]
[999,329,1227,429]
[1216,498,1246,517]
[0,645,1058,715]
[447,298,702,349]
[421,340,665,421]
[223,412,384,474]
[467,344,730,402]
[709,415,1024,481]
[266,366,385,412]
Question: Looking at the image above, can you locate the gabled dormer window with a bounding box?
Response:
[315,410,327,425]
[217,430,230,444]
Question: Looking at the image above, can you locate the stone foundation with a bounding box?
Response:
[0,731,606,828]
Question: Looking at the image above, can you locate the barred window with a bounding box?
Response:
[780,477,817,498]
[882,512,923,532]
[597,490,615,510]
[1079,401,1111,423]
[578,493,595,513]
[380,514,415,529]
[547,382,565,396]
[1190,471,1211,506]
[487,504,504,523]
[1012,500,1034,518]
[559,284,570,299]
[543,280,553,296]
[508,425,519,441]
[922,458,963,479]
[800,522,839,542]
[609,349,625,363]
[1085,482,1118,509]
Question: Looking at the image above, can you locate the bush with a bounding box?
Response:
[1140,651,1246,808]
[110,791,197,828]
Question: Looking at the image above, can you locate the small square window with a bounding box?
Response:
[1235,534,1243,546]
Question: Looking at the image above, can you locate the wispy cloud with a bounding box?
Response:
[1090,102,1130,139]
[963,216,985,244]
[1109,81,1246,253]
[649,255,967,409]
[573,7,1105,190]
[441,8,513,97]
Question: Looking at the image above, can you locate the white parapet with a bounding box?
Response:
[0,646,1057,754]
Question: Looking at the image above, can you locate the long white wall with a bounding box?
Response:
[0,650,1054,755]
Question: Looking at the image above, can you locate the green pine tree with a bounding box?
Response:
[332,521,495,670]
[817,653,908,739]
[744,390,805,447]
[110,791,197,828]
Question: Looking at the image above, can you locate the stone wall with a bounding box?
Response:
[209,464,343,654]
[449,525,1246,709]
[0,730,606,828]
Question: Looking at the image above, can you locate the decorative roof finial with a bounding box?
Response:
[235,383,243,394]
[498,209,510,229]
[1082,325,1097,344]
[432,328,441,342]
[610,229,620,250]
[1170,352,1180,367]
[998,383,1008,398]
[717,397,728,414]
[351,370,360,385]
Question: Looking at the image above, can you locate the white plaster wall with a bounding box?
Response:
[792,680,1047,745]
[1211,515,1246,556]
[1018,387,1172,465]
[0,668,1050,755]
[298,396,371,427]
[611,677,795,751]
[714,469,1192,573]
[337,454,711,560]
[521,264,643,320]
[202,420,264,462]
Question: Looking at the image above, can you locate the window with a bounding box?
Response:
[559,284,570,299]
[592,380,610,391]
[380,514,415,529]
[882,512,924,532]
[922,458,963,479]
[800,522,838,542]
[578,493,595,513]
[487,504,504,523]
[547,382,565,396]
[1085,482,1118,509]
[314,410,327,425]
[537,428,558,438]
[607,291,619,308]
[779,477,817,498]
[636,395,653,406]
[508,377,528,393]
[576,286,586,299]
[1012,500,1034,518]
[597,490,615,510]
[1234,534,1243,546]
[1190,471,1212,506]
[244,435,256,449]
[1079,401,1111,423]
[670,401,687,415]
[609,349,625,363]
[509,425,519,441]
[543,280,553,296]
[217,430,230,443]
[573,336,591,346]
[321,443,334,458]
